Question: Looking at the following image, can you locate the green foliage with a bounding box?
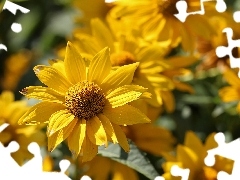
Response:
[98,141,160,180]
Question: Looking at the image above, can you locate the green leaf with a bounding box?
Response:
[98,140,160,180]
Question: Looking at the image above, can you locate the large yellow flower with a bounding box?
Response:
[162,131,233,180]
[19,42,151,162]
[107,0,215,52]
[0,91,45,165]
[72,18,175,111]
[219,69,240,112]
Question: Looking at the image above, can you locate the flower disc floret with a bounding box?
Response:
[65,81,106,120]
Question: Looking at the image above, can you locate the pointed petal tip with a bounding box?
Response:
[33,65,44,75]
[47,129,55,137]
[19,88,27,95]
[70,150,79,159]
[67,41,73,46]
[48,148,54,152]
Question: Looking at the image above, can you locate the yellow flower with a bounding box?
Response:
[196,10,240,71]
[155,55,196,112]
[162,131,233,180]
[219,69,240,112]
[107,0,215,52]
[19,42,151,162]
[0,91,45,165]
[73,18,175,111]
[79,155,139,180]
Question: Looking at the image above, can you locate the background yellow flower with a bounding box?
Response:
[107,0,216,52]
[162,131,233,180]
[0,91,45,165]
[219,68,240,112]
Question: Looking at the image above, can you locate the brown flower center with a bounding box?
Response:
[65,81,106,120]
[110,51,136,66]
[157,0,181,15]
[110,51,140,78]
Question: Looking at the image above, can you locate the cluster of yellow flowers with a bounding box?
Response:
[1,0,240,179]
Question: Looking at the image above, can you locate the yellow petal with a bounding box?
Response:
[68,119,86,157]
[18,102,66,125]
[47,110,76,136]
[0,91,14,104]
[106,85,148,108]
[33,65,72,95]
[173,81,194,94]
[134,77,161,107]
[20,86,65,103]
[42,155,54,171]
[98,113,118,143]
[223,69,240,86]
[168,56,198,68]
[104,104,151,125]
[177,145,199,170]
[178,21,195,52]
[112,124,129,152]
[204,133,218,152]
[219,87,240,102]
[185,15,215,41]
[0,131,12,143]
[48,119,77,151]
[87,116,107,146]
[161,90,175,113]
[237,103,240,113]
[64,41,86,83]
[91,18,114,51]
[73,34,101,55]
[48,59,66,76]
[184,131,203,158]
[142,15,165,41]
[138,44,169,63]
[88,47,111,84]
[7,102,28,125]
[81,136,98,162]
[101,62,139,92]
[146,74,174,89]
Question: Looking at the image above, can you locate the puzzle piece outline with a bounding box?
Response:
[204,132,240,180]
[0,0,30,51]
[174,0,227,22]
[0,124,72,180]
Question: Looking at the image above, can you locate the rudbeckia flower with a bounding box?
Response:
[107,0,215,52]
[19,42,151,162]
[219,69,240,112]
[196,10,240,71]
[72,18,175,111]
[162,131,233,180]
[0,91,45,165]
